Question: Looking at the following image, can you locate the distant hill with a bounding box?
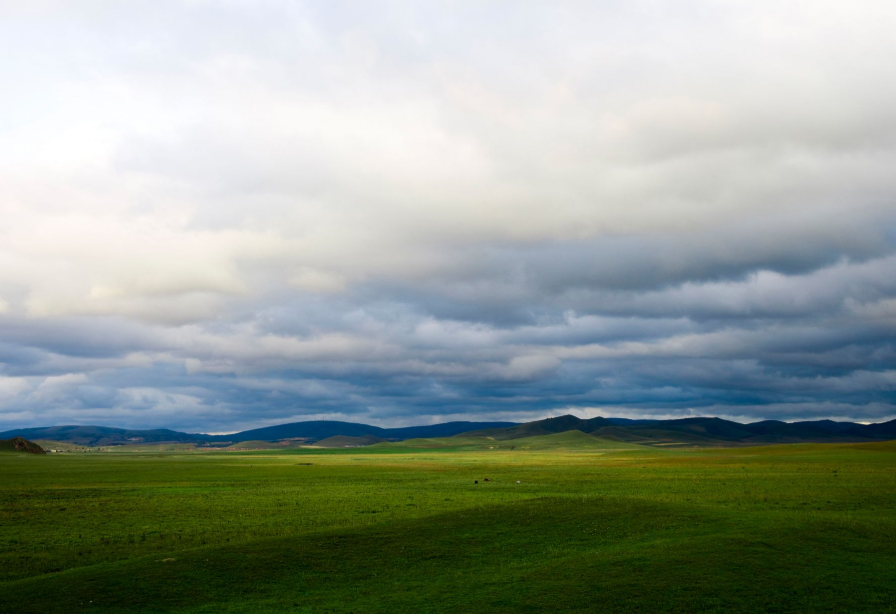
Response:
[367,430,643,453]
[457,415,896,447]
[0,420,518,446]
[218,420,379,442]
[462,415,614,440]
[0,425,210,447]
[207,420,518,443]
[3,415,894,449]
[0,437,46,454]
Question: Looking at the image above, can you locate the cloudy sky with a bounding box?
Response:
[1,0,895,432]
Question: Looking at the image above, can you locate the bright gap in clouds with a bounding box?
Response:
[1,1,895,431]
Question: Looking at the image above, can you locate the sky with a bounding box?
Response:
[1,0,895,432]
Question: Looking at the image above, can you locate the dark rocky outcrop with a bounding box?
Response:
[0,437,46,454]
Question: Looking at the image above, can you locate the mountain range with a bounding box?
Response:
[462,415,896,446]
[2,415,896,448]
[0,420,516,447]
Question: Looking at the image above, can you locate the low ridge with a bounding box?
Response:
[457,415,896,447]
[2,415,894,448]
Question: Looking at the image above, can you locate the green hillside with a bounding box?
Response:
[224,440,302,451]
[314,434,384,448]
[590,427,743,447]
[501,430,642,450]
[462,415,611,440]
[7,415,895,449]
[32,440,91,452]
[367,430,646,453]
[459,415,896,447]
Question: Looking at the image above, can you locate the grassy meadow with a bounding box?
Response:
[1,434,895,613]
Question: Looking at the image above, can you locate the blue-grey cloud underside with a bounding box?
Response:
[0,1,895,431]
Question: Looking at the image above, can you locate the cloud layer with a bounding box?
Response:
[1,0,895,431]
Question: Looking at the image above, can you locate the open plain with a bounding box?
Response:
[2,435,895,613]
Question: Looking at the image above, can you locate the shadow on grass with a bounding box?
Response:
[5,496,895,614]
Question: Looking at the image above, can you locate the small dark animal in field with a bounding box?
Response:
[474,480,478,484]
[484,478,490,482]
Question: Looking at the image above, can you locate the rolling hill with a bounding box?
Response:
[368,430,643,452]
[458,415,896,447]
[0,420,518,447]
[214,420,518,443]
[2,414,894,449]
[0,425,208,447]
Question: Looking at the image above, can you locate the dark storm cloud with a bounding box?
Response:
[1,0,895,430]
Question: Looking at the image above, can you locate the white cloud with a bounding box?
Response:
[1,0,895,428]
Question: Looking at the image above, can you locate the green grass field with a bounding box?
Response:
[2,435,895,613]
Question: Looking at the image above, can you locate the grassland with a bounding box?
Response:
[1,434,894,613]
